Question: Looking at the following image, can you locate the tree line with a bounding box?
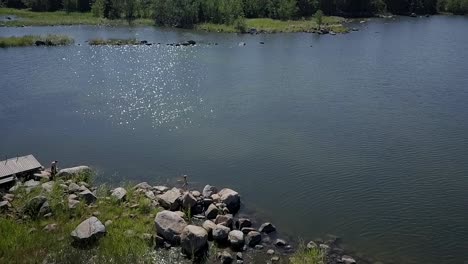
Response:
[2,0,467,26]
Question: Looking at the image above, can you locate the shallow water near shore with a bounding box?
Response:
[1,16,468,264]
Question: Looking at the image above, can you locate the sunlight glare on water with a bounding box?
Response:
[73,45,208,130]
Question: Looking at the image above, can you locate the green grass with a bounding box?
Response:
[290,243,325,264]
[0,34,74,47]
[0,8,153,26]
[0,175,160,264]
[197,17,348,33]
[88,38,140,45]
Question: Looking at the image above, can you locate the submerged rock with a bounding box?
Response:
[259,222,276,233]
[154,210,187,244]
[70,217,106,244]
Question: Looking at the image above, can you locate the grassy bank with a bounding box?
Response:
[0,34,73,47]
[0,176,159,263]
[197,17,349,33]
[0,8,153,26]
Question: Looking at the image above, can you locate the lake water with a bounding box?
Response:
[1,15,468,264]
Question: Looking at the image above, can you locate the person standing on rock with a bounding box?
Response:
[50,160,58,180]
[182,174,188,190]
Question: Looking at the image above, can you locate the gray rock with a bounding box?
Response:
[275,239,287,247]
[259,222,276,233]
[271,256,280,262]
[0,201,11,210]
[241,227,256,234]
[154,210,187,244]
[68,194,78,200]
[145,190,156,200]
[23,196,47,218]
[57,166,92,178]
[79,190,97,204]
[41,181,55,193]
[307,241,317,249]
[245,231,262,247]
[254,244,264,250]
[218,188,241,214]
[180,225,208,255]
[218,251,233,264]
[68,182,80,193]
[3,193,14,202]
[228,230,244,249]
[38,201,51,217]
[24,179,40,188]
[71,217,106,243]
[68,199,80,209]
[236,252,243,260]
[43,223,58,232]
[202,185,218,197]
[158,188,181,211]
[181,192,197,209]
[213,224,230,243]
[205,203,219,219]
[134,182,152,191]
[104,220,113,226]
[215,214,233,228]
[267,249,275,255]
[111,187,127,201]
[236,218,252,229]
[341,255,356,264]
[202,220,217,237]
[191,190,201,197]
[153,185,169,193]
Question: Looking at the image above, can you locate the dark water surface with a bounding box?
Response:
[1,16,468,264]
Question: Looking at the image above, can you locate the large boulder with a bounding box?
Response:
[111,187,127,201]
[23,196,47,218]
[218,188,241,214]
[155,210,187,244]
[245,231,262,247]
[70,217,106,244]
[228,230,244,249]
[213,224,230,244]
[181,192,197,210]
[79,190,97,204]
[202,185,218,197]
[205,203,218,219]
[158,188,181,211]
[180,225,208,256]
[57,166,92,178]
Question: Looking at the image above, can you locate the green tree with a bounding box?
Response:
[314,9,323,28]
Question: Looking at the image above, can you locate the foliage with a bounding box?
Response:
[314,9,323,28]
[290,244,325,264]
[0,34,74,47]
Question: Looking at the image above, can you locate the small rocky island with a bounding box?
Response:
[0,165,359,264]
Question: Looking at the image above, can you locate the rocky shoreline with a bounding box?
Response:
[0,165,362,264]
